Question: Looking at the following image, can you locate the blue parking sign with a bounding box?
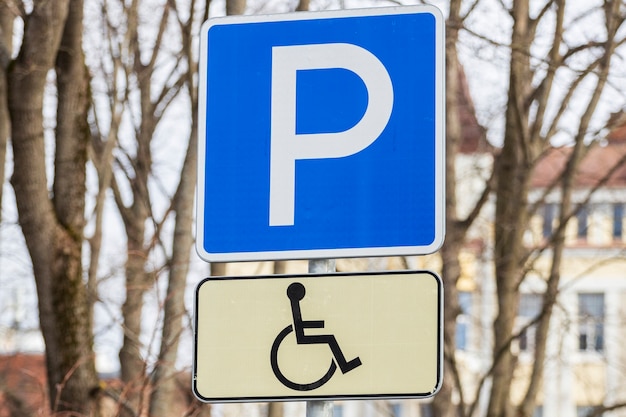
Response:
[196,6,445,262]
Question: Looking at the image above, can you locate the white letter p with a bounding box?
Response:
[269,43,393,226]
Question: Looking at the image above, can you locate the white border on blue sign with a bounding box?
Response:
[196,5,445,262]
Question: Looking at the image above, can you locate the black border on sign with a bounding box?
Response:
[192,270,443,403]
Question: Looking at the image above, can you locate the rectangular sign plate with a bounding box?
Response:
[196,5,445,262]
[193,271,442,402]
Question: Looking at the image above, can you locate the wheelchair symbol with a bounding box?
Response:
[270,282,362,391]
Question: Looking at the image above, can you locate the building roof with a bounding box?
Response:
[531,113,626,189]
[456,65,490,154]
[0,353,48,416]
[0,353,211,417]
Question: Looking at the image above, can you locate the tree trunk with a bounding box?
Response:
[433,239,462,417]
[296,0,309,11]
[488,127,530,417]
[488,2,533,416]
[226,0,245,15]
[119,215,150,388]
[0,2,14,224]
[149,73,199,417]
[517,3,620,416]
[117,1,156,394]
[8,0,99,413]
[431,1,466,415]
[116,94,154,416]
[53,0,99,407]
[487,89,530,417]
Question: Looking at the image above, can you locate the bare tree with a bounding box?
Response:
[415,2,626,417]
[89,0,243,414]
[88,0,229,415]
[430,1,493,415]
[87,2,192,415]
[486,1,625,417]
[99,0,187,397]
[148,0,210,415]
[6,0,99,414]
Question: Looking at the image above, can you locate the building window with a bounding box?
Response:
[419,403,434,417]
[456,292,472,350]
[577,205,588,239]
[613,203,623,239]
[578,293,604,352]
[518,294,542,352]
[577,405,603,417]
[543,203,556,238]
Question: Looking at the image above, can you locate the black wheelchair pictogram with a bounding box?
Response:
[270,282,362,391]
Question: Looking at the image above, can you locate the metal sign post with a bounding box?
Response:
[307,258,336,417]
[307,399,334,417]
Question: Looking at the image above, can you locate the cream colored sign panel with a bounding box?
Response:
[193,271,442,402]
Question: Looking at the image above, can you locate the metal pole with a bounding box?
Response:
[308,258,335,274]
[306,400,334,417]
[306,258,335,417]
